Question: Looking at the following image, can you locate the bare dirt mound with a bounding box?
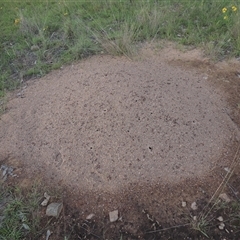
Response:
[1,44,240,239]
[0,45,238,191]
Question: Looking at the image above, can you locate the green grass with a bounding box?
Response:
[0,0,240,100]
[0,185,42,240]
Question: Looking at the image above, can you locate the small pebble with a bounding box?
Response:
[86,213,95,220]
[109,210,118,222]
[41,192,51,206]
[219,222,225,230]
[46,202,63,218]
[217,216,223,222]
[41,199,49,206]
[22,223,30,231]
[44,192,50,199]
[30,45,40,51]
[182,201,187,207]
[224,167,230,173]
[46,230,51,240]
[191,202,198,210]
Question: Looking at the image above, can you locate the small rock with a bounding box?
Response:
[22,223,30,231]
[217,216,224,222]
[41,199,49,206]
[41,192,51,206]
[224,167,230,173]
[2,175,7,182]
[0,165,16,181]
[219,193,231,203]
[182,201,187,207]
[46,230,51,240]
[191,202,198,210]
[30,45,39,51]
[109,210,118,222]
[219,222,225,230]
[2,168,7,177]
[193,216,197,221]
[44,192,50,199]
[46,202,63,218]
[86,213,95,220]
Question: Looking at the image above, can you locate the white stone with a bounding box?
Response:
[182,201,187,207]
[191,202,198,210]
[224,167,230,173]
[46,230,51,240]
[217,216,223,222]
[41,199,49,206]
[219,222,225,230]
[46,203,63,218]
[109,210,118,222]
[86,213,95,220]
[44,192,50,200]
[41,192,51,206]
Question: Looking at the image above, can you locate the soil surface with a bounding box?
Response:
[1,43,240,239]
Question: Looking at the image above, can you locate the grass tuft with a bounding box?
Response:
[1,1,240,97]
[0,185,42,240]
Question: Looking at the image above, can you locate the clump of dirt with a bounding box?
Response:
[1,42,240,239]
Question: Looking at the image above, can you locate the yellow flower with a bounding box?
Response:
[63,12,68,16]
[14,18,21,24]
[222,7,227,13]
[224,15,228,20]
[232,6,237,12]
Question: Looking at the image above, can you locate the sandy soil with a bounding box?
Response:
[1,43,240,239]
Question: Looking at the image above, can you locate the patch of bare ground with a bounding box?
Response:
[1,42,240,239]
